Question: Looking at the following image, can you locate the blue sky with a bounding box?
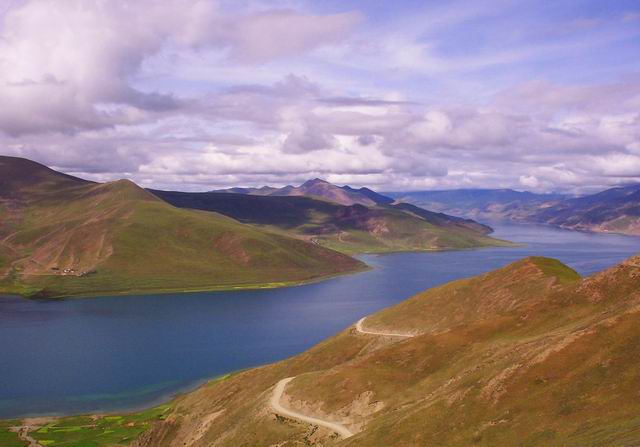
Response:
[1,0,639,192]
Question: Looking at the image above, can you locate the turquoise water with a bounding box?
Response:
[1,223,639,418]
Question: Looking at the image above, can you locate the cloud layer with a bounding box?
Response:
[1,0,639,192]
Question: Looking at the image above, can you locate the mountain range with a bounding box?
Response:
[0,157,506,298]
[153,186,504,255]
[213,178,395,207]
[528,184,640,234]
[389,185,640,235]
[126,254,640,446]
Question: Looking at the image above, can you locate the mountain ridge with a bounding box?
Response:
[213,178,395,206]
[151,189,509,254]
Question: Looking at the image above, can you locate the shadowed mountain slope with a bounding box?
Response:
[134,254,640,446]
[0,156,364,298]
[0,156,92,197]
[152,189,510,254]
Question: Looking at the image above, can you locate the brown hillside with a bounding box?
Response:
[135,255,640,447]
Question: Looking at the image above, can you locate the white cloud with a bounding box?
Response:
[0,0,360,135]
[1,0,640,193]
[519,175,539,189]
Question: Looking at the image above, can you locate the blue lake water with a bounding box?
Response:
[1,223,640,418]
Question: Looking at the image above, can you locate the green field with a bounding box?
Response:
[31,406,170,447]
[0,405,171,447]
[0,420,24,447]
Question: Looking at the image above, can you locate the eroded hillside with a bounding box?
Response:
[135,255,640,446]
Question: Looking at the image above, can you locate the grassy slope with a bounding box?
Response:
[152,190,512,255]
[0,157,364,298]
[127,254,640,447]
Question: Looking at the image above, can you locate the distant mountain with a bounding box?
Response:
[214,178,395,206]
[152,190,511,254]
[388,186,640,236]
[135,254,640,446]
[529,184,640,235]
[386,188,565,220]
[200,179,514,252]
[0,156,363,298]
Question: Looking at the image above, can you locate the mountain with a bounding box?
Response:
[529,184,640,235]
[151,190,510,254]
[389,185,640,236]
[131,254,640,446]
[214,178,395,206]
[0,156,364,298]
[386,188,565,220]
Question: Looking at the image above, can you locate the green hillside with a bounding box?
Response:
[110,254,640,446]
[152,190,512,254]
[0,156,364,298]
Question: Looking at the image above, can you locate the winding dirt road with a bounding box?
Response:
[270,377,354,438]
[269,316,418,440]
[355,317,416,338]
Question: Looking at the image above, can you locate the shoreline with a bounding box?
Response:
[1,262,372,301]
[0,370,245,422]
[1,238,515,300]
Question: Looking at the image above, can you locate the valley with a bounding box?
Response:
[1,223,639,447]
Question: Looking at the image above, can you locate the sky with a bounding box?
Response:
[1,0,639,193]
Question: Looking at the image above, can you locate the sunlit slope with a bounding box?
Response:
[0,156,364,297]
[139,255,640,446]
[153,190,512,254]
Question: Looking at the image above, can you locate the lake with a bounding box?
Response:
[1,223,639,418]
